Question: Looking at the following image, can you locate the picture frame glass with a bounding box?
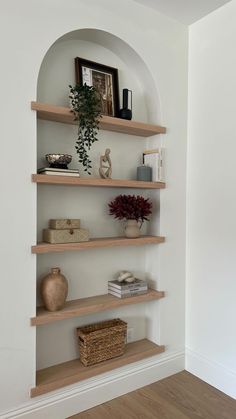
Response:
[82,66,114,116]
[75,58,120,117]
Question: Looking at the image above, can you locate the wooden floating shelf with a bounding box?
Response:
[31,236,165,254]
[32,174,166,189]
[31,289,165,326]
[31,339,165,397]
[31,101,166,137]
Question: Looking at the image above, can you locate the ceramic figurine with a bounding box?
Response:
[117,270,135,283]
[99,148,112,179]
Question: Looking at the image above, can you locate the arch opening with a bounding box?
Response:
[37,28,161,124]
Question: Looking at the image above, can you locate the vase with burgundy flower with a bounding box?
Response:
[108,194,152,238]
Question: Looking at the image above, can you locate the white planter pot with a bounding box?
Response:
[125,219,140,238]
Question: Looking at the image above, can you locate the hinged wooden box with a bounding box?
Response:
[43,228,89,244]
[49,219,80,229]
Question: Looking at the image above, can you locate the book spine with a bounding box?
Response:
[108,290,147,299]
[108,282,147,291]
[142,148,165,182]
[144,152,159,182]
[38,168,79,173]
[40,171,80,177]
[159,148,164,181]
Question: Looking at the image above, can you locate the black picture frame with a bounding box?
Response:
[75,57,120,117]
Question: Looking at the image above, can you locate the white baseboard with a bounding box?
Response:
[186,347,236,399]
[2,351,184,419]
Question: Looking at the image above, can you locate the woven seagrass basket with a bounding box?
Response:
[77,318,127,366]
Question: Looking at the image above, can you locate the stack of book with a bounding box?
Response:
[108,279,148,299]
[38,167,80,177]
[143,148,164,182]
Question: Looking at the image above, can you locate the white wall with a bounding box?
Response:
[186,0,236,398]
[0,0,187,417]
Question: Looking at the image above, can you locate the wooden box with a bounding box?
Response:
[77,319,127,367]
[49,219,80,229]
[43,228,89,244]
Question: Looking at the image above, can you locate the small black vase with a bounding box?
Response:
[119,88,132,120]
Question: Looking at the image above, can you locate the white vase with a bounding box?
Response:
[125,219,140,238]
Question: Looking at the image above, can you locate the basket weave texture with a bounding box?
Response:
[77,318,127,366]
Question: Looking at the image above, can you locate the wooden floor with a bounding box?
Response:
[69,371,236,419]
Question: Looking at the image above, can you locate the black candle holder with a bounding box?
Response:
[119,88,132,120]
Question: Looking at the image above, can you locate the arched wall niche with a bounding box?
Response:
[37,28,161,125]
[35,28,162,370]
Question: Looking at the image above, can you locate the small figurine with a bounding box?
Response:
[99,148,112,179]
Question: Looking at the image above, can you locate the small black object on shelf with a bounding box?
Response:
[49,163,68,169]
[119,88,132,120]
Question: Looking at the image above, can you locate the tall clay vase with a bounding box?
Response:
[40,267,68,312]
[125,219,141,238]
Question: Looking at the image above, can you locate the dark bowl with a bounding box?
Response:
[45,154,72,166]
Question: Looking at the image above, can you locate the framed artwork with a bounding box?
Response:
[75,57,120,117]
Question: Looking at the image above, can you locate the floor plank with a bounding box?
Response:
[68,371,236,419]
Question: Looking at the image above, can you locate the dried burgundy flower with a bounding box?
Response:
[108,194,152,223]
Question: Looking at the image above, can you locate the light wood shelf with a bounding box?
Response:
[31,101,166,137]
[31,235,165,254]
[31,289,165,326]
[32,97,166,396]
[32,174,166,189]
[31,339,165,397]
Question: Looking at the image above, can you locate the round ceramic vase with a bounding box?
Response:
[137,165,152,181]
[125,219,140,238]
[40,267,68,312]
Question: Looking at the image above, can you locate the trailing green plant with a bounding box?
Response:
[69,84,102,174]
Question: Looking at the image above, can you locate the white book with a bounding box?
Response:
[108,289,147,299]
[39,171,80,177]
[143,148,164,182]
[38,167,79,174]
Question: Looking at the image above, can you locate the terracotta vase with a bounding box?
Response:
[40,267,68,312]
[125,219,141,238]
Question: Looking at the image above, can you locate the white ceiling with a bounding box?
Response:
[133,0,231,24]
